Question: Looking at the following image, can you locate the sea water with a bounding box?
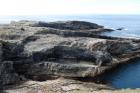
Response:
[101,59,140,89]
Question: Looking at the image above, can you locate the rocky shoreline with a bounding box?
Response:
[0,20,140,93]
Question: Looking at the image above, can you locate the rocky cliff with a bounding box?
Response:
[0,20,140,92]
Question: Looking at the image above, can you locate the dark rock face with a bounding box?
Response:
[33,21,104,30]
[0,43,19,86]
[116,27,124,30]
[0,20,140,87]
[0,61,19,86]
[0,43,2,62]
[2,41,24,61]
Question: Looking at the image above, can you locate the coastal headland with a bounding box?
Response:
[0,20,140,93]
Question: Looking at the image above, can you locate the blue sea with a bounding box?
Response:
[1,14,140,89]
[102,59,140,89]
[1,14,140,38]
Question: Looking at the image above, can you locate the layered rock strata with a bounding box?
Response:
[0,20,140,89]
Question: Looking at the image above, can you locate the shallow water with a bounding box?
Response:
[102,59,140,89]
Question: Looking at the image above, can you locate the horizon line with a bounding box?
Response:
[1,13,140,17]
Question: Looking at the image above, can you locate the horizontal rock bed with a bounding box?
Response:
[0,20,140,92]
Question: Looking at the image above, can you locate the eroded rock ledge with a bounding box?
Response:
[0,20,140,92]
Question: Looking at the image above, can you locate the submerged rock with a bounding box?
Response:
[116,27,125,30]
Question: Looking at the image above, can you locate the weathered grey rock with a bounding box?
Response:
[3,78,112,93]
[0,20,140,86]
[91,40,136,56]
[10,20,37,27]
[27,61,97,78]
[33,21,104,30]
[0,61,19,86]
[23,34,113,65]
[0,42,20,86]
[16,34,139,79]
[0,43,3,61]
[2,41,24,61]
